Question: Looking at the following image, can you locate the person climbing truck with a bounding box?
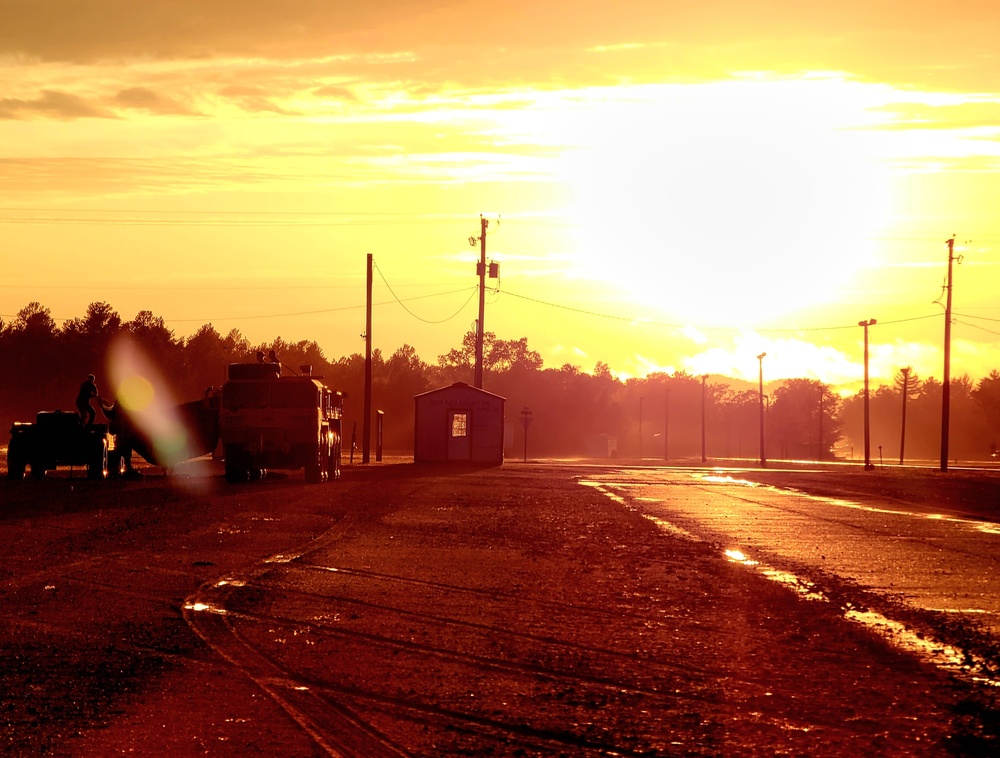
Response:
[76,373,99,426]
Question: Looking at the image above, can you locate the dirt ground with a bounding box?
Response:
[1,459,999,756]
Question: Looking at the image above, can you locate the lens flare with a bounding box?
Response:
[107,334,191,468]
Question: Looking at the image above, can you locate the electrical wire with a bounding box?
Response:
[955,319,1000,338]
[0,287,476,325]
[954,312,1000,323]
[500,289,944,333]
[0,208,474,227]
[373,263,478,324]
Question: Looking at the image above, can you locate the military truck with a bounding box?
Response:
[219,358,343,483]
[7,411,125,480]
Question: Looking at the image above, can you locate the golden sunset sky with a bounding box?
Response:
[3,1,1000,392]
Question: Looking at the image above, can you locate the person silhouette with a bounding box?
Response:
[76,374,99,425]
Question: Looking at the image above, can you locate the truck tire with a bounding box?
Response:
[326,428,341,481]
[30,460,46,479]
[224,446,249,483]
[6,448,27,480]
[305,444,323,483]
[108,451,128,479]
[87,439,109,480]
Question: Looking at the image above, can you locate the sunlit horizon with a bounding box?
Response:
[3,3,1000,395]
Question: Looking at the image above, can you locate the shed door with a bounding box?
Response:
[447,410,471,460]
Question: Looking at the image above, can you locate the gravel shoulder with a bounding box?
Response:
[1,460,998,755]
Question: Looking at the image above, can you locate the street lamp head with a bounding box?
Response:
[757,352,766,361]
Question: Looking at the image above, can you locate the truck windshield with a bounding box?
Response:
[223,383,269,409]
[270,382,319,409]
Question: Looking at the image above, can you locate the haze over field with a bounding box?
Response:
[3,1,1000,391]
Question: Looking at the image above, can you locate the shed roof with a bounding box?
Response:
[413,382,506,402]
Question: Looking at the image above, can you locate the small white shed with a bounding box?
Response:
[413,383,505,464]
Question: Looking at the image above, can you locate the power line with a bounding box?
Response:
[501,289,943,334]
[0,286,475,325]
[0,208,475,227]
[954,311,1000,323]
[373,263,478,324]
[955,319,1000,338]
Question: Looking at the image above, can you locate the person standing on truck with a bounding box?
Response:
[76,373,99,425]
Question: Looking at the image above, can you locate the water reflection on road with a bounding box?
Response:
[582,468,1000,685]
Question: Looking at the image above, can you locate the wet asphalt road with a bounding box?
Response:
[585,466,1000,680]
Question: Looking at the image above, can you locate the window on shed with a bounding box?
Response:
[451,412,468,437]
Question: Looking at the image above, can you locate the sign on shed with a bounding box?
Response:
[413,382,506,464]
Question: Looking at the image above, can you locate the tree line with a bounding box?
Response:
[2,301,998,463]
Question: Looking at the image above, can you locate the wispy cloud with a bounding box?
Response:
[0,89,111,120]
[112,87,199,116]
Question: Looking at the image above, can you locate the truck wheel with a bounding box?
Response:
[87,440,109,480]
[224,447,248,483]
[108,451,128,479]
[327,431,341,481]
[305,448,322,484]
[30,460,46,479]
[6,450,27,480]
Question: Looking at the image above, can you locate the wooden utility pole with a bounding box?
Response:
[474,215,488,389]
[757,353,766,467]
[363,253,372,464]
[940,237,956,472]
[859,318,877,471]
[818,385,824,462]
[700,375,708,463]
[663,382,670,461]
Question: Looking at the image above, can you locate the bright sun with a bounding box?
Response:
[555,79,890,327]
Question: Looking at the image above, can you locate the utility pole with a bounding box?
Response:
[638,397,644,460]
[818,385,824,462]
[474,215,488,389]
[663,381,670,462]
[859,318,877,471]
[757,353,766,467]
[940,237,956,472]
[363,253,373,464]
[700,375,708,463]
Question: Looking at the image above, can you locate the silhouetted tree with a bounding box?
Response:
[768,379,840,461]
[894,367,920,463]
[973,370,1000,456]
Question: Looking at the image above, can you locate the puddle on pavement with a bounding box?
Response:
[183,601,228,615]
[696,474,762,487]
[691,472,1000,538]
[724,549,827,602]
[215,578,246,588]
[583,477,1000,689]
[580,480,700,540]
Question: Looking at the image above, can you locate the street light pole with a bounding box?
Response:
[520,406,533,462]
[757,353,766,467]
[859,319,877,471]
[700,375,708,464]
[663,381,670,462]
[638,397,644,461]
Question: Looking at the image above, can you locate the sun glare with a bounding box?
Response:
[554,78,891,327]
